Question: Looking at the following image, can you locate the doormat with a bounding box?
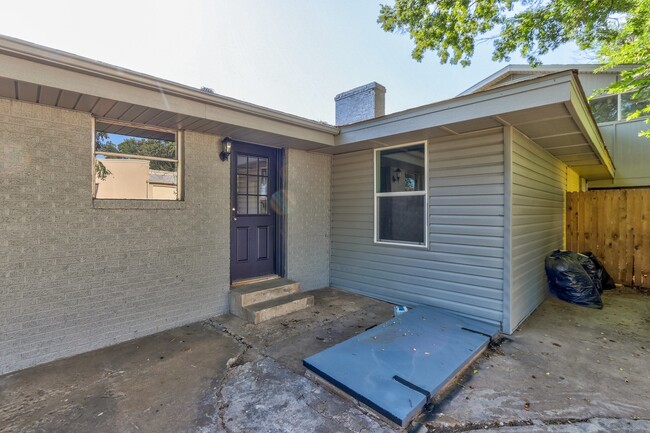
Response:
[303,306,499,427]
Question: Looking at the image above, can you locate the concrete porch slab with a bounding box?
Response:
[0,323,243,433]
[0,287,648,433]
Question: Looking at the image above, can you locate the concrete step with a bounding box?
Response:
[230,277,313,323]
[231,277,300,306]
[242,292,314,324]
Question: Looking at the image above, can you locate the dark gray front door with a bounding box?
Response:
[230,142,277,282]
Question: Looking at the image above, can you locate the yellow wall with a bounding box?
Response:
[566,167,582,192]
[564,167,585,248]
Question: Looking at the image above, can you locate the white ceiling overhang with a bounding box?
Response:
[327,71,614,180]
[0,36,613,180]
[0,35,338,150]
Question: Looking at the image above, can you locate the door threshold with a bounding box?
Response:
[231,274,280,287]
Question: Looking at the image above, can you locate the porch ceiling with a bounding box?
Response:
[0,36,613,180]
[0,35,337,150]
[326,71,614,181]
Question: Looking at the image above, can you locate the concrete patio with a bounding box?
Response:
[1,287,648,433]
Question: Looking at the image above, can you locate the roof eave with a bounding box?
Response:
[0,34,339,144]
[563,72,615,179]
[331,71,614,181]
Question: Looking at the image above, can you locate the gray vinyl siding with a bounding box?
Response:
[576,72,616,98]
[590,119,650,188]
[509,129,566,332]
[330,129,505,325]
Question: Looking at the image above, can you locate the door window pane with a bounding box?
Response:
[259,158,269,175]
[237,175,247,194]
[247,157,259,175]
[248,196,258,214]
[259,177,268,196]
[235,154,271,216]
[247,176,258,195]
[237,155,248,174]
[237,195,247,215]
[259,196,269,215]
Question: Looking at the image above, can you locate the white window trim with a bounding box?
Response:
[373,141,428,248]
[92,118,183,201]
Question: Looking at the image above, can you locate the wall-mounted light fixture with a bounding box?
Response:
[220,137,233,161]
[392,168,402,182]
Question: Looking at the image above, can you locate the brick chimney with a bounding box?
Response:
[335,82,386,125]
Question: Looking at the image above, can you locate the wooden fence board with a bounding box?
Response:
[625,190,636,285]
[627,190,641,284]
[634,190,650,287]
[566,188,650,288]
[578,192,586,252]
[616,190,627,283]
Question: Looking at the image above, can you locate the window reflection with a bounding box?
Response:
[235,155,270,215]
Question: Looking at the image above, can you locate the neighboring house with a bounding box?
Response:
[0,35,614,375]
[461,64,650,188]
[94,159,178,200]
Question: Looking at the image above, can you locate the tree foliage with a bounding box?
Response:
[596,0,650,134]
[378,0,649,132]
[378,0,636,65]
[95,132,176,171]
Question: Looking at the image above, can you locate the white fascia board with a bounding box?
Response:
[337,72,576,146]
[458,64,629,97]
[458,65,515,96]
[0,35,338,145]
[564,78,615,178]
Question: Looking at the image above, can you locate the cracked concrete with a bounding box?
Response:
[0,323,243,433]
[461,418,650,432]
[420,287,650,432]
[218,356,394,433]
[0,287,648,433]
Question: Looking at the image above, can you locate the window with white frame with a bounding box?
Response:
[590,89,650,124]
[93,119,182,200]
[374,143,427,246]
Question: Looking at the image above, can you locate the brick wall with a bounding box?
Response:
[286,149,331,290]
[0,98,230,375]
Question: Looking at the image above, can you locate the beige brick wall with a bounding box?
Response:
[0,98,230,375]
[286,149,331,290]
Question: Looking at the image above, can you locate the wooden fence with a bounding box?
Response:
[566,189,650,288]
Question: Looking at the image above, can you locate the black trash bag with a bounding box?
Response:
[545,250,603,309]
[574,253,603,294]
[582,252,616,290]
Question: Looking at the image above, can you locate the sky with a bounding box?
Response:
[2,0,594,124]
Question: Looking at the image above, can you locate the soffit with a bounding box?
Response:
[0,36,337,150]
[327,72,614,180]
[0,36,614,179]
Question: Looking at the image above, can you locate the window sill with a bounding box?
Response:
[596,115,650,126]
[374,240,429,249]
[92,199,187,210]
